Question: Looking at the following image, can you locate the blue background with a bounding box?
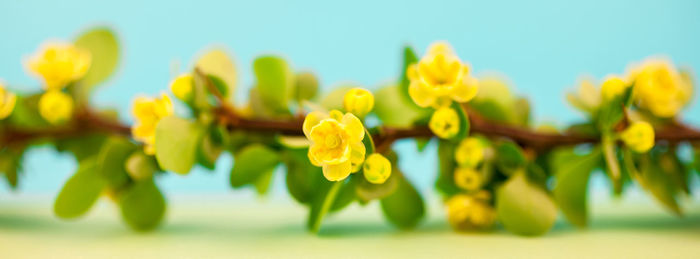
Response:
[0,0,699,197]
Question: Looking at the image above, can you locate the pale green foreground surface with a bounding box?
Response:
[0,194,698,259]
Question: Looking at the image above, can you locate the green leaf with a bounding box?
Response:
[284,149,323,204]
[320,86,352,111]
[637,153,682,215]
[74,27,119,91]
[125,150,158,181]
[380,172,425,229]
[602,135,623,194]
[55,134,108,162]
[451,102,470,140]
[119,178,166,231]
[195,48,237,99]
[362,128,375,155]
[308,180,343,233]
[373,85,430,127]
[253,169,275,196]
[154,116,205,174]
[495,141,527,174]
[552,148,602,227]
[230,144,280,187]
[253,55,294,114]
[197,128,224,170]
[398,46,418,106]
[293,71,319,102]
[468,99,512,124]
[97,137,135,187]
[435,140,459,196]
[54,159,106,219]
[355,167,399,202]
[330,178,356,212]
[496,171,557,236]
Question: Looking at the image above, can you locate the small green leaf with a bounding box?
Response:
[373,85,430,127]
[468,99,512,124]
[451,102,470,140]
[55,134,107,162]
[308,180,343,233]
[284,149,323,204]
[495,141,527,174]
[320,86,352,111]
[253,55,294,114]
[552,147,602,227]
[125,150,158,181]
[195,48,237,98]
[97,137,135,187]
[380,172,425,229]
[435,140,459,196]
[398,46,418,106]
[293,71,319,102]
[602,135,623,194]
[230,144,280,187]
[54,159,106,219]
[355,168,399,202]
[330,178,356,212]
[253,169,275,196]
[0,149,24,189]
[497,171,557,236]
[197,128,224,170]
[119,178,166,231]
[362,128,375,155]
[154,116,205,174]
[637,153,682,215]
[74,27,119,91]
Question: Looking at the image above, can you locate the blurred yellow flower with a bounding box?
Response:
[26,42,91,90]
[304,110,366,181]
[567,77,602,113]
[600,76,628,101]
[454,167,483,191]
[38,90,74,124]
[363,153,391,184]
[446,192,496,231]
[407,41,478,108]
[455,137,484,168]
[628,58,693,118]
[620,121,655,153]
[343,87,374,118]
[0,82,17,119]
[170,73,194,101]
[429,106,460,139]
[131,93,174,155]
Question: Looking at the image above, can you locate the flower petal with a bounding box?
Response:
[408,81,435,108]
[341,113,364,141]
[350,141,366,172]
[322,160,352,181]
[303,111,327,138]
[452,75,478,103]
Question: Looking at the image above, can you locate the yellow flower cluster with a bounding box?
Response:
[628,58,693,118]
[26,42,91,90]
[170,73,194,101]
[0,82,17,120]
[445,191,496,231]
[38,91,74,124]
[620,121,655,153]
[407,42,478,108]
[304,110,366,181]
[131,93,174,155]
[343,88,374,118]
[363,153,391,184]
[453,137,488,191]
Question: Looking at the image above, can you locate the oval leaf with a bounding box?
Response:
[119,179,166,231]
[496,171,557,236]
[54,159,106,219]
[230,144,280,187]
[552,148,602,227]
[155,116,205,174]
[74,27,119,91]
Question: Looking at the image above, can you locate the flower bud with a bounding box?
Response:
[0,82,17,119]
[446,193,496,231]
[170,73,194,101]
[38,90,74,124]
[455,137,484,167]
[600,76,628,101]
[454,167,483,191]
[343,88,374,118]
[363,153,392,184]
[620,121,655,153]
[429,107,460,139]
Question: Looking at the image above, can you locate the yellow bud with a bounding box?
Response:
[363,153,392,184]
[429,107,460,139]
[446,193,496,231]
[600,76,628,101]
[170,73,194,101]
[343,87,374,118]
[26,42,91,90]
[0,82,17,119]
[620,121,655,153]
[38,90,74,124]
[454,167,483,191]
[454,137,484,167]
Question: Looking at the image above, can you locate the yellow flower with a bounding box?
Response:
[131,93,174,155]
[429,106,460,139]
[620,121,655,153]
[567,77,602,113]
[0,82,17,119]
[26,42,91,90]
[170,73,194,101]
[363,153,391,184]
[454,137,484,168]
[304,110,366,181]
[407,41,478,108]
[446,192,496,231]
[454,167,483,191]
[600,76,628,101]
[628,58,693,118]
[38,90,74,124]
[343,87,374,118]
